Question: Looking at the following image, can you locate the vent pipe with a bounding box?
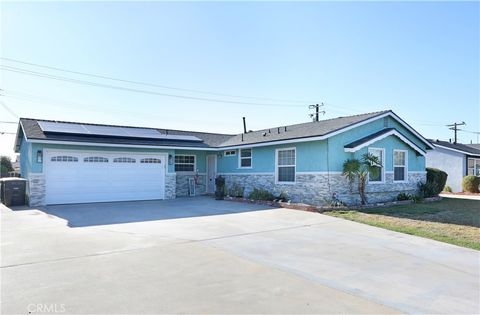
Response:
[242,117,247,134]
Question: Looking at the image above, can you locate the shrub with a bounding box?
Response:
[462,175,480,193]
[425,168,448,196]
[275,191,289,202]
[248,188,274,201]
[411,194,424,203]
[229,184,245,198]
[444,185,452,193]
[397,193,411,201]
[418,181,440,198]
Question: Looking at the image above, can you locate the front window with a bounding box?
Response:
[468,158,480,176]
[277,148,296,183]
[368,148,384,182]
[175,155,195,172]
[239,149,252,168]
[224,150,236,156]
[393,150,407,181]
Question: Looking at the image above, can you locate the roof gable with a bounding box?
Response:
[345,128,426,155]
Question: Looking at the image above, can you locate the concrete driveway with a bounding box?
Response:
[1,197,479,314]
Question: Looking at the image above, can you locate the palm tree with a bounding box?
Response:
[342,153,381,205]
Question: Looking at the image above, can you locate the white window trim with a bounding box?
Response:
[174,154,196,173]
[467,157,480,176]
[224,150,236,157]
[275,147,296,184]
[393,149,408,183]
[238,148,253,169]
[368,147,385,184]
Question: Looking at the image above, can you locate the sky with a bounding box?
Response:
[0,1,479,159]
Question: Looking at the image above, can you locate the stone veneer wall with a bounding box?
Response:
[27,174,46,207]
[175,174,207,197]
[221,172,426,206]
[165,173,176,199]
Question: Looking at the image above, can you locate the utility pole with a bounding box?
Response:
[309,103,325,122]
[446,121,466,144]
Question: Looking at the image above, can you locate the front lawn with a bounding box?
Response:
[325,198,480,250]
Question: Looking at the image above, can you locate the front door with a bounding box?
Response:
[206,155,217,193]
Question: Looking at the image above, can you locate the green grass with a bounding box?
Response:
[325,198,480,250]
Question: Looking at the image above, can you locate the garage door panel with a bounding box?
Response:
[44,151,166,205]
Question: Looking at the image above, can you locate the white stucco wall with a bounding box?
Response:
[426,147,466,192]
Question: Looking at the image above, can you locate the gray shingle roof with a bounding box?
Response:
[429,139,480,156]
[218,111,390,147]
[19,110,394,149]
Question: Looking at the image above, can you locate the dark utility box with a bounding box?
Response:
[0,178,27,207]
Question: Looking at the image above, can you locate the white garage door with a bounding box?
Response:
[44,150,166,205]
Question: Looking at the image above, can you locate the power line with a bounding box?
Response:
[0,99,19,118]
[0,131,16,135]
[0,121,17,124]
[1,57,313,104]
[1,65,310,107]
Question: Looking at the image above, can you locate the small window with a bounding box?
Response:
[141,158,162,164]
[239,149,252,168]
[51,156,78,162]
[368,148,384,182]
[277,148,295,183]
[84,156,109,163]
[393,150,407,181]
[468,158,480,176]
[174,155,195,171]
[224,150,236,156]
[113,157,136,163]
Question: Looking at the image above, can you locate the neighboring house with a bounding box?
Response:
[426,140,480,192]
[14,110,433,207]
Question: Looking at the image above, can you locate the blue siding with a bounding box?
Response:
[19,138,31,178]
[353,135,425,171]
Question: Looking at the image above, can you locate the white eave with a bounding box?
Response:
[344,129,426,156]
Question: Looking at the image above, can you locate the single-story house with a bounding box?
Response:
[14,110,433,206]
[426,139,480,192]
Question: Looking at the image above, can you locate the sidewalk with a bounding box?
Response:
[440,193,480,201]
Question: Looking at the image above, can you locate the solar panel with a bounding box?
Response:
[38,121,203,142]
[38,121,89,134]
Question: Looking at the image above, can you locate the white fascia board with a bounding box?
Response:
[432,144,480,157]
[28,139,218,151]
[344,130,426,156]
[13,120,26,153]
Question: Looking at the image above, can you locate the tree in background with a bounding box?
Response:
[1,156,14,177]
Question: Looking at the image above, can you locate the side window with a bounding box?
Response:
[393,150,407,181]
[277,148,296,183]
[51,156,78,162]
[239,149,252,168]
[368,148,384,182]
[174,155,195,171]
